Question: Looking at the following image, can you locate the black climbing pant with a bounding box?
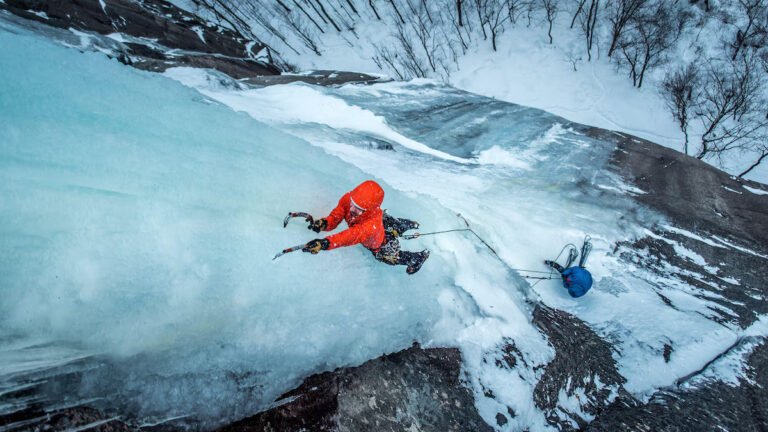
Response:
[370,213,423,268]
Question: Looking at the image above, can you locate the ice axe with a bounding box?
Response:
[283,212,314,228]
[272,242,309,260]
[274,212,316,260]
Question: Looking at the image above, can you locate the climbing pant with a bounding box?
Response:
[370,213,422,267]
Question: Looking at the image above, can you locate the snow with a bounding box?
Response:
[191,25,205,43]
[30,10,48,19]
[106,32,126,42]
[238,1,767,184]
[686,317,768,388]
[743,185,768,195]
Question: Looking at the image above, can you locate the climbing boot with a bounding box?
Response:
[406,250,430,275]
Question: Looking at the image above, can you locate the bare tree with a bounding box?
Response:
[448,0,472,52]
[368,0,381,20]
[506,0,531,24]
[607,0,647,58]
[372,44,407,79]
[314,0,342,31]
[661,63,699,154]
[696,56,768,160]
[566,46,583,70]
[730,0,768,61]
[293,0,326,33]
[411,4,439,73]
[736,144,768,178]
[579,0,599,61]
[616,1,685,88]
[477,0,510,50]
[570,0,587,28]
[345,0,359,15]
[738,145,768,178]
[388,0,405,24]
[541,0,560,44]
[474,0,489,39]
[283,4,323,54]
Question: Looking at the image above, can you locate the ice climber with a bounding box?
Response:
[302,180,430,275]
[544,236,594,298]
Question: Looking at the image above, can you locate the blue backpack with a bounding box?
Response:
[561,267,593,298]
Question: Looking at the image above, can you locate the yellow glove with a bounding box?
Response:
[308,218,328,233]
[303,238,330,254]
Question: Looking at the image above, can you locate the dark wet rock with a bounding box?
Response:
[6,406,134,432]
[583,126,768,430]
[1,0,280,77]
[532,305,630,430]
[218,344,491,432]
[595,127,768,328]
[663,343,673,363]
[495,412,508,426]
[588,338,768,431]
[242,70,388,87]
[616,228,768,328]
[592,127,768,253]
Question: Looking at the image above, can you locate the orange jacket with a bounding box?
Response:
[322,180,386,251]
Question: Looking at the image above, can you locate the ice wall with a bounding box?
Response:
[0,26,445,426]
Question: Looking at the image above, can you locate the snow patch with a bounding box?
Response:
[743,185,768,195]
[476,146,533,170]
[711,235,768,260]
[106,32,126,43]
[30,10,49,19]
[191,26,205,43]
[661,225,727,249]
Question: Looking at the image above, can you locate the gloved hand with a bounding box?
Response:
[308,218,328,233]
[303,238,330,254]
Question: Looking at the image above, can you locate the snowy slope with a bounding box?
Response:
[176,0,766,184]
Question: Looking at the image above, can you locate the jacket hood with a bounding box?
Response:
[349,180,384,210]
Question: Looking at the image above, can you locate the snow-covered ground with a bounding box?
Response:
[211,1,766,184]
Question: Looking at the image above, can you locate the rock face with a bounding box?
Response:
[0,0,280,77]
[595,127,768,328]
[531,306,629,431]
[218,345,492,432]
[594,127,768,254]
[587,339,768,431]
[578,127,768,430]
